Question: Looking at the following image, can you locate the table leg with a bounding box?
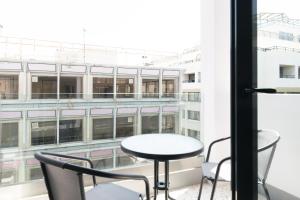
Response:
[154,160,159,200]
[153,160,175,200]
[165,161,175,200]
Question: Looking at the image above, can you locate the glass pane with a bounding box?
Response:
[162,79,175,98]
[116,155,135,167]
[257,3,300,198]
[27,167,43,181]
[116,116,135,137]
[0,122,18,148]
[93,77,113,98]
[93,118,113,140]
[162,114,176,133]
[59,120,83,143]
[116,78,134,98]
[187,110,200,121]
[92,158,113,170]
[142,115,159,134]
[0,169,18,186]
[32,76,57,99]
[31,121,57,146]
[142,79,159,98]
[60,77,83,99]
[0,75,18,99]
[187,129,200,140]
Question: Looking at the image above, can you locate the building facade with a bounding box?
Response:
[0,61,182,186]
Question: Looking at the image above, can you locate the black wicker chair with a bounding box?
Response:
[198,129,280,200]
[35,152,150,200]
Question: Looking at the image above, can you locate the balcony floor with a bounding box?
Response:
[23,182,232,200]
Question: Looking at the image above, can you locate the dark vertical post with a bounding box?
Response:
[231,0,258,200]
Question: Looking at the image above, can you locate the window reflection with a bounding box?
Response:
[31,121,57,146]
[59,119,83,143]
[116,78,134,98]
[162,114,176,133]
[162,79,175,98]
[142,115,159,134]
[116,116,135,137]
[0,122,18,148]
[0,75,18,99]
[32,76,57,99]
[93,118,113,140]
[60,77,83,99]
[93,77,113,98]
[142,79,159,98]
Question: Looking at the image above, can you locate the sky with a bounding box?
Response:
[0,0,201,53]
[0,0,299,53]
[258,0,300,19]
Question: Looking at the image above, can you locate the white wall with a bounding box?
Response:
[201,0,231,160]
[258,94,300,197]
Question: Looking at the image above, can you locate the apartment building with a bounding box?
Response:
[0,60,182,186]
[257,13,300,91]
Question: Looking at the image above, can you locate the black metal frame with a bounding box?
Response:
[199,130,280,200]
[198,137,231,200]
[231,0,258,199]
[153,160,175,200]
[35,152,150,200]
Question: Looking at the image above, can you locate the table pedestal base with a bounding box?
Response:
[153,160,175,200]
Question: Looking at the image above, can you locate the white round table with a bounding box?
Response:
[121,134,204,200]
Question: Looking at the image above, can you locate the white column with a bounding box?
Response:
[201,0,231,159]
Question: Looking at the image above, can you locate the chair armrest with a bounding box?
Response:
[206,137,231,162]
[214,157,231,181]
[40,152,97,186]
[65,165,150,200]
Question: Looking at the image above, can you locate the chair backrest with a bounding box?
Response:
[257,129,280,183]
[35,153,86,200]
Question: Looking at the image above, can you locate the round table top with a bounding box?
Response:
[121,134,204,161]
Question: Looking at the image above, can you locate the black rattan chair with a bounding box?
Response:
[35,152,150,200]
[198,129,280,200]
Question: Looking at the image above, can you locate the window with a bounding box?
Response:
[59,119,83,143]
[32,76,57,99]
[188,129,200,140]
[0,75,18,99]
[31,121,57,146]
[93,77,113,98]
[142,79,159,98]
[93,118,113,140]
[279,65,295,78]
[162,79,175,98]
[188,92,201,102]
[92,157,113,170]
[116,78,134,98]
[279,31,294,41]
[60,77,83,99]
[188,73,195,82]
[141,115,159,134]
[198,72,201,83]
[298,67,300,79]
[188,110,200,121]
[162,114,176,133]
[0,122,18,148]
[116,116,135,138]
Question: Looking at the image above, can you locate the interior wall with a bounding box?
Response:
[201,0,231,161]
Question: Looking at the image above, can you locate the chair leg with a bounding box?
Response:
[197,177,205,200]
[210,179,219,200]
